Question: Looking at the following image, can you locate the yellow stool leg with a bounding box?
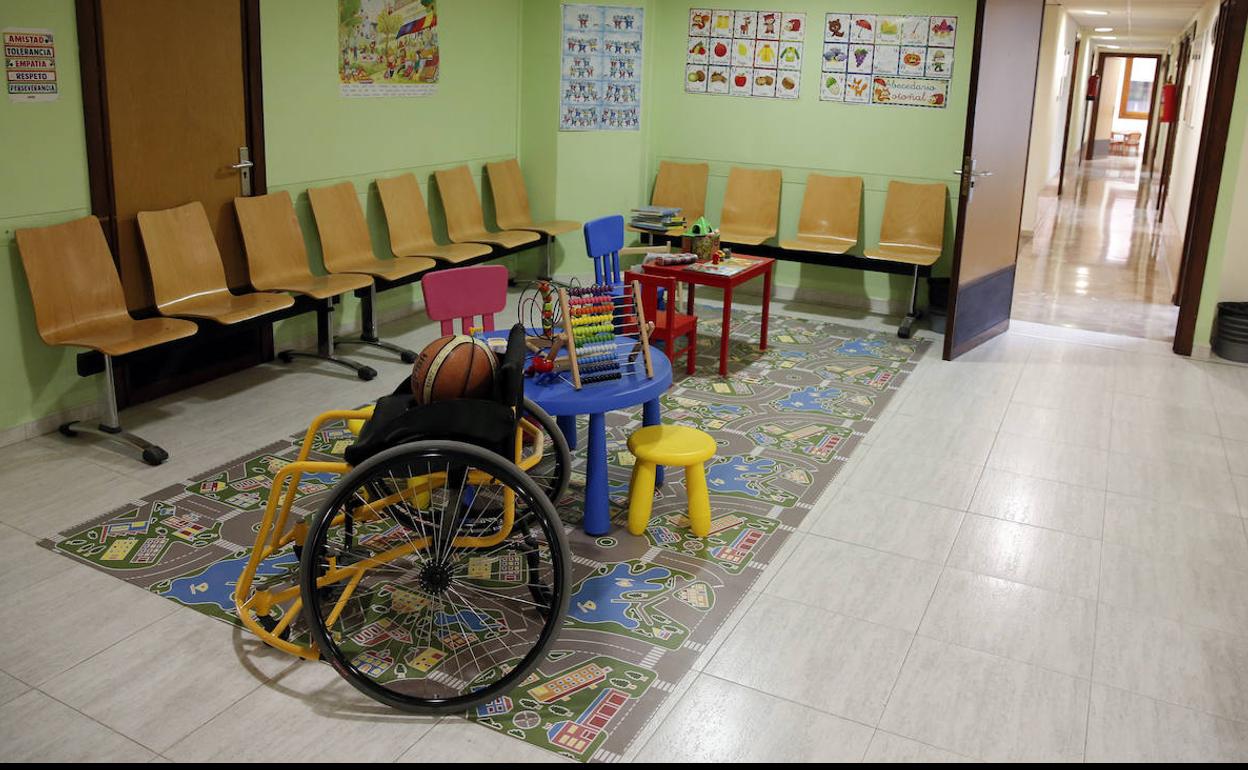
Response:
[628,461,658,536]
[685,462,711,537]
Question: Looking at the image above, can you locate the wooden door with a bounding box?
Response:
[944,0,1045,359]
[98,0,254,310]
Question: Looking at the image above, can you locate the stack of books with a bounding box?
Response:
[629,206,685,232]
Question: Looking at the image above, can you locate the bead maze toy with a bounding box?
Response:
[519,280,655,389]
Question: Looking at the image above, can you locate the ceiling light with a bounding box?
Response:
[1103,44,1121,49]
[1079,10,1110,15]
[1094,36,1118,40]
[1095,27,1114,32]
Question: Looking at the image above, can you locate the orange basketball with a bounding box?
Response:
[410,335,499,405]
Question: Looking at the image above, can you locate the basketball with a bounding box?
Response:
[410,335,499,404]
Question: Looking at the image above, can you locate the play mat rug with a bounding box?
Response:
[41,308,929,763]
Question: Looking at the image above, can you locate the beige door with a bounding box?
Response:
[944,0,1045,359]
[100,0,251,311]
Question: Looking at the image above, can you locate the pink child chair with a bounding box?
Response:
[420,264,509,335]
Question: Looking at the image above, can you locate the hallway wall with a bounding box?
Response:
[1021,5,1078,233]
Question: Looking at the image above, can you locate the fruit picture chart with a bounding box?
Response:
[560,4,645,131]
[820,13,956,108]
[686,9,806,100]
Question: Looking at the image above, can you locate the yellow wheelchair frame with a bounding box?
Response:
[234,405,549,661]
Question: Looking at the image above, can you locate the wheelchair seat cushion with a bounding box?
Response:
[344,395,515,467]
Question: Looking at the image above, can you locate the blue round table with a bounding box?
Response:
[492,333,673,535]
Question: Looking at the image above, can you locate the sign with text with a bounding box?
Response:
[4,28,58,102]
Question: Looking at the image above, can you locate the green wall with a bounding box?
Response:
[646,0,976,310]
[0,0,98,434]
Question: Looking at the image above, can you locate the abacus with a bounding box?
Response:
[558,281,654,389]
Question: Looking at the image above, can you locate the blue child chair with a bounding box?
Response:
[582,215,627,294]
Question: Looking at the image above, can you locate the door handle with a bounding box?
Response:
[953,169,994,177]
[231,160,254,169]
[234,146,253,196]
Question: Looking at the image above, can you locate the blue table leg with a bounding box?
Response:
[584,412,610,535]
[557,414,577,450]
[642,398,665,486]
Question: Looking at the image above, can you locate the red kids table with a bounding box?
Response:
[641,254,774,376]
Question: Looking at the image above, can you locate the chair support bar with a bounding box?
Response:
[59,355,170,466]
[279,301,377,381]
[334,284,417,364]
[899,264,922,340]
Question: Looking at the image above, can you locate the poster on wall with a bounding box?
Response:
[338,0,439,98]
[4,28,58,102]
[686,9,806,100]
[821,13,955,108]
[560,4,645,131]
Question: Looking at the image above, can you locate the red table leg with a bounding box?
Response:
[760,264,772,351]
[686,282,696,316]
[720,286,733,376]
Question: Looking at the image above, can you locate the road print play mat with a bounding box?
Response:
[41,309,929,762]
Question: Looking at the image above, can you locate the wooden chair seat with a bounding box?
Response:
[159,291,294,325]
[719,227,775,246]
[376,173,493,263]
[520,219,581,238]
[779,234,859,255]
[863,244,943,267]
[434,165,541,248]
[485,159,580,239]
[264,272,372,300]
[46,314,195,357]
[137,201,294,324]
[341,254,438,281]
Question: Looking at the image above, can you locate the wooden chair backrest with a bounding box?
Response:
[797,174,863,242]
[484,158,534,230]
[652,160,708,223]
[136,201,230,310]
[307,182,376,272]
[15,215,130,342]
[879,181,947,251]
[234,191,313,290]
[722,167,782,236]
[434,165,488,242]
[376,173,438,255]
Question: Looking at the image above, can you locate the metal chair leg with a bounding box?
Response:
[58,355,170,466]
[898,265,922,340]
[334,284,417,364]
[279,300,377,380]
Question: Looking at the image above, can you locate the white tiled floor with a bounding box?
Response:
[1,297,1247,762]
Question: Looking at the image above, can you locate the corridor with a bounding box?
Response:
[1013,154,1183,342]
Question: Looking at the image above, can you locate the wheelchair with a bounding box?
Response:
[234,325,574,713]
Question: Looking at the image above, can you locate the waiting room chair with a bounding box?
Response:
[628,269,698,376]
[421,264,509,336]
[719,167,782,246]
[433,165,541,251]
[486,158,580,277]
[863,181,947,339]
[307,181,437,364]
[778,174,863,255]
[633,161,709,237]
[15,216,198,465]
[137,201,294,324]
[234,191,377,381]
[376,173,492,265]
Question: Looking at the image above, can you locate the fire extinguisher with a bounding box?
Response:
[1086,73,1100,100]
[1161,82,1177,122]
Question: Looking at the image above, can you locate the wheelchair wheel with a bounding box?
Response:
[521,398,572,507]
[299,440,570,713]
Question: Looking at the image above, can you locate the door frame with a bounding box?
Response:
[1174,0,1248,355]
[1057,35,1081,196]
[74,0,267,262]
[943,0,1044,360]
[1157,26,1195,227]
[1083,51,1163,162]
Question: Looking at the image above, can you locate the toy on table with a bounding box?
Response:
[558,282,655,389]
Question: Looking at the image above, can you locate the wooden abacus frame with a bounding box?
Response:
[558,281,653,389]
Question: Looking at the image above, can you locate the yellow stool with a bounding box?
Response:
[626,425,717,537]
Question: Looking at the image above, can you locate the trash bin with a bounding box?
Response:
[1212,302,1248,363]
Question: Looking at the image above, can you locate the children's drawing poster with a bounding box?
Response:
[686,9,805,100]
[820,13,955,108]
[560,4,645,131]
[4,28,58,102]
[339,0,439,98]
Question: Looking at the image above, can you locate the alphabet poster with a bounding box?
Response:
[821,13,955,108]
[686,9,806,99]
[4,28,58,102]
[560,4,645,131]
[339,0,439,98]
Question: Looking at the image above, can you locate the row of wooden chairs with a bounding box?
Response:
[15,159,566,464]
[642,160,947,337]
